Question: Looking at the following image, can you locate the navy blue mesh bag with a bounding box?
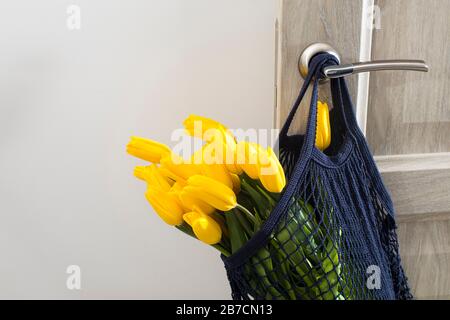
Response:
[221,53,412,300]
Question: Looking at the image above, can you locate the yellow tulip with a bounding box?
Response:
[182,175,237,212]
[194,135,222,164]
[134,166,148,181]
[178,190,215,215]
[230,173,241,194]
[235,141,286,193]
[201,163,233,189]
[235,141,261,179]
[160,154,201,183]
[315,101,331,151]
[170,181,184,193]
[159,166,186,185]
[134,164,172,191]
[145,187,184,226]
[258,147,286,193]
[183,114,228,142]
[126,136,171,163]
[184,115,241,174]
[213,129,242,174]
[169,181,214,214]
[159,166,183,185]
[183,211,222,245]
[189,144,234,189]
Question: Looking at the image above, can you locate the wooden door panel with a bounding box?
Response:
[277,0,450,299]
[398,213,450,299]
[367,0,450,155]
[377,153,450,215]
[276,0,362,133]
[367,0,450,299]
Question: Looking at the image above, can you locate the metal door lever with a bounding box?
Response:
[298,43,429,81]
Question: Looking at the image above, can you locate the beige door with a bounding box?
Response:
[276,0,450,299]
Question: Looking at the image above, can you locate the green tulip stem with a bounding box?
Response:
[213,243,231,257]
[236,204,257,224]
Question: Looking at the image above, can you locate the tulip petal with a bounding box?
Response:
[230,173,241,194]
[315,101,331,151]
[258,147,286,193]
[145,187,184,225]
[236,141,260,179]
[179,190,215,214]
[183,114,229,141]
[160,155,201,181]
[183,211,222,245]
[182,186,236,212]
[126,136,171,163]
[201,163,233,189]
[183,175,237,211]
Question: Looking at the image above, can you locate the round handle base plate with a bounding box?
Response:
[298,42,341,81]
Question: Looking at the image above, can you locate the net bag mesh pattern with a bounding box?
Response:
[221,54,412,300]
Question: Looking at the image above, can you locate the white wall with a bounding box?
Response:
[0,0,276,299]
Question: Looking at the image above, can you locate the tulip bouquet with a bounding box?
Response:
[126,105,349,300]
[126,115,286,254]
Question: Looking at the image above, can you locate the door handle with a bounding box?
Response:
[298,42,429,80]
